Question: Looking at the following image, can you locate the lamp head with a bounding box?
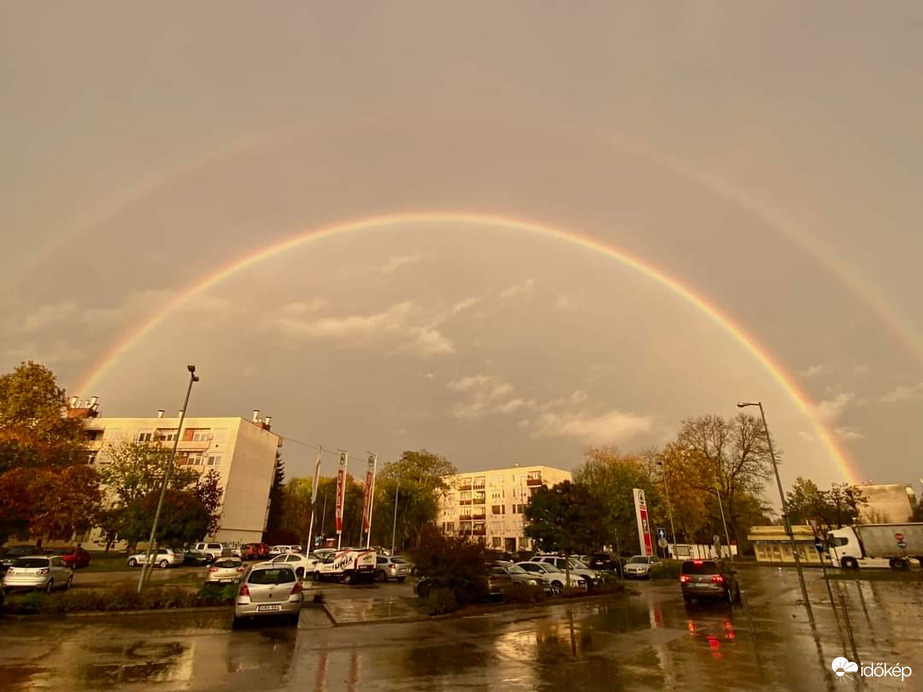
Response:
[737,402,757,408]
[187,364,196,374]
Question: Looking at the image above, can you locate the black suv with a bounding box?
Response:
[679,559,740,605]
[589,553,622,576]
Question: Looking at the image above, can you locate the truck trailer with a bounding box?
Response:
[826,523,923,570]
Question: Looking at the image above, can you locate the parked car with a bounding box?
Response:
[515,561,586,592]
[487,566,514,597]
[241,543,270,561]
[589,553,622,576]
[268,545,301,556]
[623,555,663,579]
[267,552,318,579]
[530,554,602,586]
[183,549,211,566]
[126,548,184,568]
[3,556,73,593]
[0,545,45,575]
[374,556,412,582]
[55,546,91,569]
[207,557,246,584]
[233,564,303,627]
[194,542,238,561]
[679,559,740,605]
[493,562,550,592]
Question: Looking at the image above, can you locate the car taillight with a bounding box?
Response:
[711,575,724,584]
[291,581,302,596]
[236,566,245,572]
[239,583,250,597]
[6,568,13,575]
[208,567,218,573]
[679,575,690,583]
[37,568,49,575]
[693,560,703,565]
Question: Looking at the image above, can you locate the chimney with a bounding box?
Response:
[252,409,260,423]
[157,410,165,419]
[89,396,98,407]
[263,415,272,431]
[69,396,79,408]
[178,410,184,418]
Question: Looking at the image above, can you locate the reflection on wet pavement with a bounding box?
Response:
[1,567,921,690]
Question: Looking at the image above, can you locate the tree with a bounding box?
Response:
[524,480,607,585]
[670,414,774,552]
[118,490,211,548]
[0,362,100,545]
[573,447,661,555]
[263,450,286,542]
[193,469,224,537]
[98,440,196,505]
[787,478,867,530]
[375,450,457,548]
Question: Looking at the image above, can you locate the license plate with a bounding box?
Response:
[257,604,282,612]
[693,583,712,588]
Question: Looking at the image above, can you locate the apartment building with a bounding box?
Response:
[76,402,282,544]
[438,465,572,552]
[857,483,918,523]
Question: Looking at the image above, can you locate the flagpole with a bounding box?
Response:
[366,453,377,549]
[306,446,322,553]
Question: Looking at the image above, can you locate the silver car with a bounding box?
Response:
[623,555,663,579]
[207,557,246,583]
[515,561,586,592]
[374,556,412,582]
[126,548,184,568]
[3,556,73,593]
[494,563,551,593]
[267,552,318,580]
[233,564,303,627]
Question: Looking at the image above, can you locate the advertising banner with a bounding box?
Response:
[335,451,348,534]
[633,488,653,556]
[362,454,377,537]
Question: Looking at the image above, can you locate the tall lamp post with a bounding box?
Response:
[138,364,199,593]
[655,460,678,552]
[390,455,409,555]
[738,401,814,623]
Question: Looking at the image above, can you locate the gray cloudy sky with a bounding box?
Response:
[2,2,921,486]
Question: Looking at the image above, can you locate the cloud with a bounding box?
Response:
[797,431,816,443]
[278,299,326,316]
[498,278,535,300]
[879,382,923,404]
[405,326,455,356]
[380,253,424,275]
[835,426,865,441]
[532,409,653,444]
[552,294,580,311]
[447,374,525,417]
[276,301,415,339]
[815,392,855,422]
[802,363,833,378]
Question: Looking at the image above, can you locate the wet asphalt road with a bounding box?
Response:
[1,566,921,691]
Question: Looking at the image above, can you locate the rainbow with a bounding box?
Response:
[76,211,858,482]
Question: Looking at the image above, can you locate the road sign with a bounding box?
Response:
[898,540,907,549]
[713,534,720,544]
[656,528,667,540]
[814,537,824,553]
[657,538,668,549]
[895,532,905,542]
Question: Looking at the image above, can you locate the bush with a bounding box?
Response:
[409,527,489,606]
[2,583,235,615]
[196,583,238,605]
[502,583,547,604]
[651,560,683,580]
[423,588,458,615]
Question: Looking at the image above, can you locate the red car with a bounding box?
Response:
[56,546,91,569]
[242,543,269,561]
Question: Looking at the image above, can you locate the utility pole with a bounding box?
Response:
[739,401,814,624]
[138,365,198,594]
[714,473,733,560]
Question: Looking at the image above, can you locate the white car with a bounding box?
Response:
[127,548,184,569]
[207,557,246,583]
[3,556,73,593]
[623,555,663,579]
[515,561,586,592]
[530,555,602,586]
[266,552,318,579]
[194,542,240,561]
[268,545,301,556]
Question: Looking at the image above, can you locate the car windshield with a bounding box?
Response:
[248,568,295,585]
[506,565,527,575]
[569,559,589,569]
[682,561,719,574]
[391,557,406,564]
[627,556,648,564]
[214,559,240,568]
[541,563,563,573]
[13,558,48,568]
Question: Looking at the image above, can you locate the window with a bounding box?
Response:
[185,428,212,441]
[86,451,98,465]
[445,522,455,533]
[473,476,486,489]
[85,430,104,441]
[492,537,502,548]
[137,431,154,442]
[206,454,222,466]
[491,505,502,515]
[156,429,178,442]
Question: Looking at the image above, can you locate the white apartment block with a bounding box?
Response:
[438,465,572,552]
[79,406,281,544]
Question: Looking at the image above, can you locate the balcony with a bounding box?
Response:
[459,499,472,506]
[459,515,472,522]
[471,513,486,521]
[472,527,486,537]
[176,440,211,451]
[458,482,472,491]
[472,497,485,505]
[526,476,543,487]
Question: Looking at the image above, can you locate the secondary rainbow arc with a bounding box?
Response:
[76,211,858,482]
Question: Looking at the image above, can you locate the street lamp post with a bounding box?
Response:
[137,364,199,593]
[714,473,733,559]
[391,472,400,555]
[738,401,814,623]
[656,460,678,551]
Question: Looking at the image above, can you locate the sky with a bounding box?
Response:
[2,2,922,488]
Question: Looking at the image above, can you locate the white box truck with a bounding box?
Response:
[312,548,377,584]
[826,523,923,570]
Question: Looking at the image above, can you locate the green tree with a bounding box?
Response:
[118,489,211,548]
[787,478,867,531]
[193,469,224,537]
[98,440,196,505]
[524,480,607,584]
[573,447,661,555]
[374,450,457,549]
[263,450,286,542]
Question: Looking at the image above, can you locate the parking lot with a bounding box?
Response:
[2,564,921,690]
